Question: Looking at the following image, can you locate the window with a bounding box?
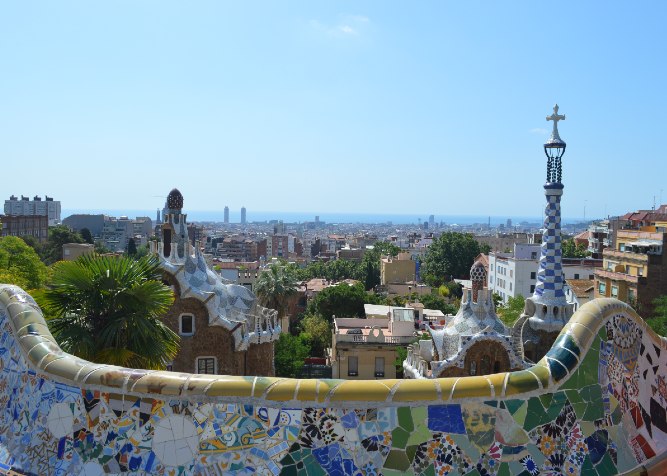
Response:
[574,274,579,279]
[611,285,618,297]
[179,314,195,336]
[598,282,606,294]
[589,274,594,279]
[530,272,536,280]
[348,356,359,377]
[509,282,513,291]
[531,252,537,259]
[197,357,216,375]
[510,270,513,278]
[375,357,385,378]
[490,264,494,271]
[530,285,535,293]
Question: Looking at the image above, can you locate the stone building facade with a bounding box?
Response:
[154,188,280,377]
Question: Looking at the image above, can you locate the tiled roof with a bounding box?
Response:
[566,279,595,298]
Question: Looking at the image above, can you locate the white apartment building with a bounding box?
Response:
[4,195,61,226]
[488,243,599,303]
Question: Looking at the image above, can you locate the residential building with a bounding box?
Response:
[380,252,416,285]
[595,214,667,315]
[62,214,106,237]
[488,244,599,303]
[0,215,49,243]
[4,195,61,226]
[564,279,595,312]
[587,222,610,259]
[62,243,95,261]
[331,307,416,379]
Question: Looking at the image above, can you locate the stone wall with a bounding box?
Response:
[162,273,275,377]
[0,284,666,475]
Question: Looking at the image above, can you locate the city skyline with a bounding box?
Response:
[1,2,665,218]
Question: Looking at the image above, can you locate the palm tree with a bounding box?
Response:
[254,262,298,326]
[41,254,179,369]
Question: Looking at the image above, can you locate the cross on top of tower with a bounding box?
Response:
[546,104,565,143]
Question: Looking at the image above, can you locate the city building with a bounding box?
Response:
[153,188,280,376]
[331,307,416,379]
[224,206,229,224]
[62,243,95,261]
[0,214,49,243]
[595,208,667,315]
[564,279,595,312]
[4,195,61,226]
[241,206,246,224]
[488,244,599,303]
[587,221,610,259]
[380,252,416,285]
[62,214,106,237]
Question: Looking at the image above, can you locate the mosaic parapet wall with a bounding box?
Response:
[0,285,666,475]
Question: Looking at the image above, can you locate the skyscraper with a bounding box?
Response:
[224,206,229,224]
[241,207,246,224]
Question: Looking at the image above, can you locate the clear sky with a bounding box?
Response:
[1,1,665,220]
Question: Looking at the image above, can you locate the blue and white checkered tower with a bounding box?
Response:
[527,105,574,332]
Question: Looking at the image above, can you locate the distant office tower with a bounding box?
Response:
[156,208,161,224]
[506,218,512,228]
[224,206,229,224]
[241,207,247,224]
[4,195,61,226]
[429,215,435,228]
[315,216,320,224]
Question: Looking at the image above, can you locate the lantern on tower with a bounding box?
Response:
[544,104,566,184]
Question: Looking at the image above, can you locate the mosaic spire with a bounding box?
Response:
[532,105,568,308]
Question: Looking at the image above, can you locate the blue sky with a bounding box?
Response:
[1,1,665,221]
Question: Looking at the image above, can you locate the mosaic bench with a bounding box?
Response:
[0,284,665,475]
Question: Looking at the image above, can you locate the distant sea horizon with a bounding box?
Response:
[62,209,591,226]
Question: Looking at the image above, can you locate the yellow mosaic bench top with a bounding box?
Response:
[0,285,659,406]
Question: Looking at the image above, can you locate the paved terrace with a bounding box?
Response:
[0,284,665,475]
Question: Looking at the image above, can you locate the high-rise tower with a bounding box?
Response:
[241,206,246,225]
[224,206,229,224]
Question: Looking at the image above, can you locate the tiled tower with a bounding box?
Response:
[516,105,574,362]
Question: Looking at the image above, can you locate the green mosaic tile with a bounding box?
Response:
[547,357,569,382]
[504,399,524,415]
[583,400,604,421]
[423,464,436,476]
[506,370,541,395]
[579,384,602,403]
[384,449,410,471]
[523,397,548,431]
[451,433,480,461]
[508,461,525,475]
[496,462,511,476]
[538,394,553,408]
[380,470,407,476]
[280,454,295,466]
[526,443,546,467]
[466,469,481,476]
[303,455,325,476]
[555,333,581,357]
[580,421,596,437]
[280,465,298,476]
[406,422,432,446]
[595,452,616,475]
[611,405,623,425]
[392,427,410,449]
[564,389,583,404]
[545,392,568,420]
[512,401,527,426]
[397,406,414,432]
[484,400,498,407]
[406,444,418,464]
[572,402,588,420]
[598,326,608,341]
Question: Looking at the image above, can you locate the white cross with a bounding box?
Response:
[546,104,565,133]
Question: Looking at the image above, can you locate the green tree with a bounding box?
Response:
[254,263,299,322]
[274,333,311,377]
[42,225,84,264]
[422,232,481,286]
[0,236,49,289]
[134,244,149,259]
[39,254,179,369]
[20,235,43,256]
[300,314,331,357]
[395,346,408,378]
[562,239,590,258]
[479,243,492,254]
[497,294,525,327]
[647,295,667,336]
[307,282,368,322]
[360,241,400,290]
[127,238,138,256]
[80,228,94,244]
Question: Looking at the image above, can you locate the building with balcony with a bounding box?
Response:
[587,222,610,259]
[0,214,49,243]
[595,227,667,315]
[331,307,417,379]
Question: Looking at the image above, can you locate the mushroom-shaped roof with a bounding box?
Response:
[167,188,184,210]
[470,261,487,282]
